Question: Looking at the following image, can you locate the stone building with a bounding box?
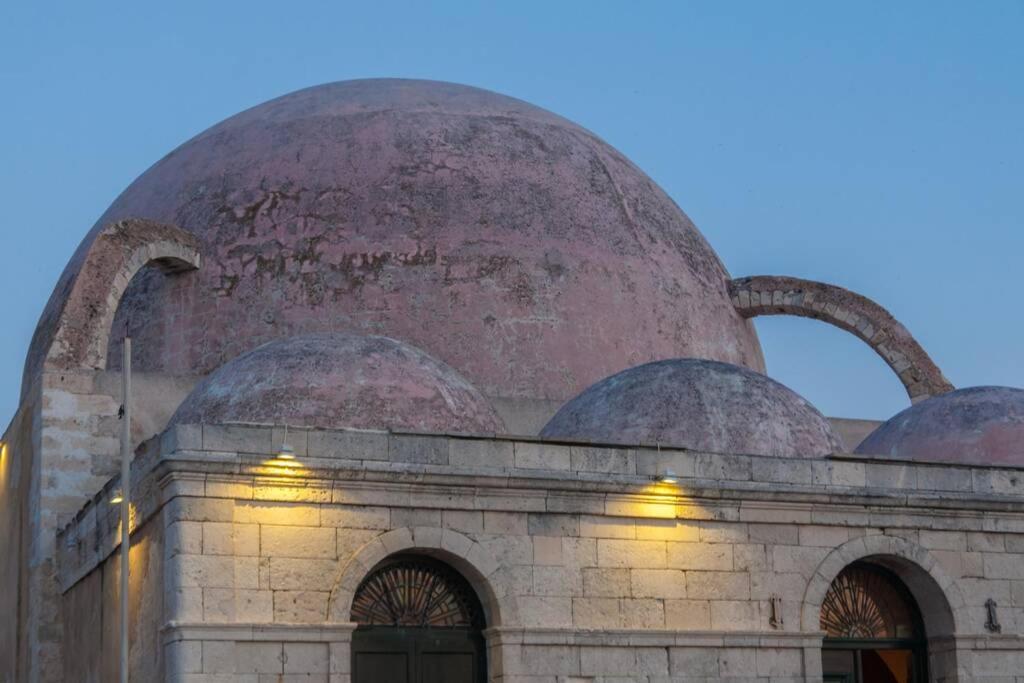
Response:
[2,79,1023,682]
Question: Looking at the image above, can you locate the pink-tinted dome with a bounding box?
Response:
[541,359,841,457]
[855,386,1024,465]
[26,79,763,402]
[169,333,505,433]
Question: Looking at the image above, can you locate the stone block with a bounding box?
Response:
[528,513,579,537]
[234,501,319,526]
[166,587,204,622]
[563,537,597,567]
[269,558,339,591]
[699,522,748,544]
[203,522,234,555]
[630,569,686,599]
[534,536,564,566]
[771,545,829,577]
[167,521,204,557]
[597,539,666,568]
[799,525,850,547]
[580,516,635,539]
[533,566,581,596]
[687,571,750,600]
[752,457,812,485]
[635,448,696,479]
[308,429,388,461]
[518,596,573,628]
[665,599,711,629]
[571,446,635,474]
[321,505,390,530]
[167,641,202,676]
[666,542,732,571]
[865,463,916,489]
[388,434,448,465]
[920,530,968,551]
[262,526,336,558]
[484,511,529,535]
[636,519,699,542]
[166,498,235,524]
[711,600,760,631]
[733,544,769,572]
[236,589,274,622]
[969,532,1006,552]
[520,645,580,676]
[235,642,283,674]
[695,453,751,481]
[337,528,383,563]
[572,597,620,628]
[391,507,441,529]
[443,510,484,534]
[172,554,236,588]
[984,553,1024,580]
[202,588,236,621]
[273,591,330,623]
[202,641,236,674]
[580,646,635,675]
[669,647,719,677]
[514,442,571,470]
[234,524,261,556]
[203,424,272,453]
[284,643,329,674]
[449,437,515,468]
[582,568,630,597]
[235,556,261,589]
[717,647,757,676]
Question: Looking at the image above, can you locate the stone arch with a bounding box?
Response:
[802,534,965,638]
[728,276,953,403]
[328,527,519,627]
[43,218,200,373]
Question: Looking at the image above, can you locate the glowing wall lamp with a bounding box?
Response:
[110,490,124,505]
[276,424,296,461]
[656,468,678,484]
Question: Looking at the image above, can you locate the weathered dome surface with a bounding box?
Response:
[855,386,1024,465]
[169,333,505,433]
[540,359,840,457]
[27,78,763,401]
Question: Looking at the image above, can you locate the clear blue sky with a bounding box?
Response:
[1,1,1021,423]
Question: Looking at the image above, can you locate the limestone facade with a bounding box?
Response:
[46,423,1024,682]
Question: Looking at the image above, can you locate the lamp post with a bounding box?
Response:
[120,337,132,683]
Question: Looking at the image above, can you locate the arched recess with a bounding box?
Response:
[729,276,953,403]
[802,534,967,681]
[328,527,520,627]
[43,219,200,373]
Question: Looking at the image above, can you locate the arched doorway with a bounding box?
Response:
[350,554,487,683]
[820,562,928,683]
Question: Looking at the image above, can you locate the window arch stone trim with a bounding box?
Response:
[801,534,965,636]
[327,527,520,627]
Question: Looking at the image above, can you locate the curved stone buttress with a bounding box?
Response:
[728,275,953,403]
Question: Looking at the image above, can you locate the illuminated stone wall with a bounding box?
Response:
[52,424,1024,682]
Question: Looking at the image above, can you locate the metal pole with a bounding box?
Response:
[120,337,131,683]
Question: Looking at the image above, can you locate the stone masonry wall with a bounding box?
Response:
[56,425,1024,682]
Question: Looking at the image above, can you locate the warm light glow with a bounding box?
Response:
[110,492,124,505]
[657,468,678,484]
[276,443,296,460]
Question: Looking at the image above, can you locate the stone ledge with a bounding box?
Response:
[484,627,822,649]
[162,621,357,645]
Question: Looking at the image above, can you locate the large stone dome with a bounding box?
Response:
[169,333,505,433]
[27,79,763,401]
[541,359,841,457]
[855,386,1024,465]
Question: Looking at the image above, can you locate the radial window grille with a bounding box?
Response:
[351,558,483,628]
[820,564,919,640]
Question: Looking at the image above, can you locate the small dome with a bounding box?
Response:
[169,333,505,434]
[540,359,840,457]
[855,386,1024,465]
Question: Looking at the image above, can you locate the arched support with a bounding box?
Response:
[327,527,520,627]
[729,276,953,403]
[802,534,965,636]
[43,218,200,373]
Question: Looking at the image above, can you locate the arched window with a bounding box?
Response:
[351,554,486,683]
[820,562,927,683]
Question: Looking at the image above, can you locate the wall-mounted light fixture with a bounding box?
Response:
[277,424,296,460]
[110,490,124,505]
[656,468,678,484]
